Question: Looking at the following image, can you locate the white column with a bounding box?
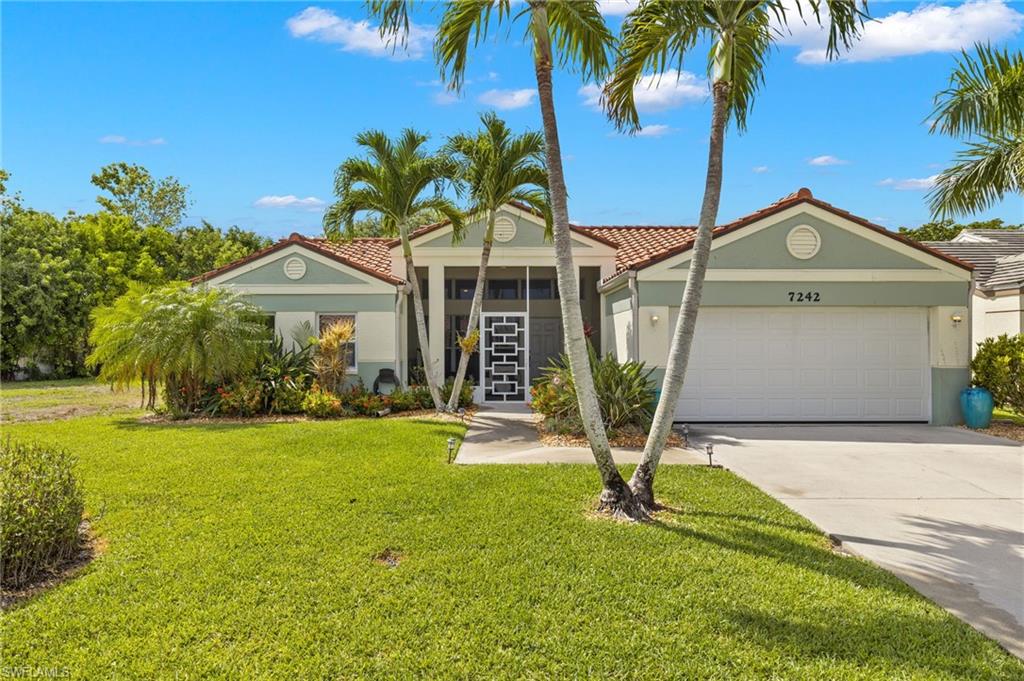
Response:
[428,263,445,379]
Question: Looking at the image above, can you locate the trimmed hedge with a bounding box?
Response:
[972,333,1024,414]
[0,438,85,588]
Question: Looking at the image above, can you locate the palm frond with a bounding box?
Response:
[436,1,512,92]
[546,0,616,81]
[931,43,1024,139]
[928,132,1024,218]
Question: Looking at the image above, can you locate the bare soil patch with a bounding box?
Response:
[536,417,684,449]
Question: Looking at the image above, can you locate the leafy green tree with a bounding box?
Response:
[88,283,269,414]
[91,162,191,230]
[898,217,1022,242]
[323,129,463,411]
[604,0,865,511]
[172,222,271,279]
[929,44,1024,218]
[1,208,97,377]
[443,112,549,411]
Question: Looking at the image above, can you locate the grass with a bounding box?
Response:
[1,378,146,423]
[994,408,1024,425]
[1,386,1021,678]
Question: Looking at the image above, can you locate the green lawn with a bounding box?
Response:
[2,409,1021,677]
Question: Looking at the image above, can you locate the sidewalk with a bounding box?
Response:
[455,404,701,465]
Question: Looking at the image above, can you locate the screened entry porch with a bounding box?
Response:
[407,266,603,403]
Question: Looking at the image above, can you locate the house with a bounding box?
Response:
[923,229,1024,351]
[195,188,973,425]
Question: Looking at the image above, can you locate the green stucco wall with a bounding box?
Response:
[418,209,578,249]
[227,254,369,286]
[931,367,969,426]
[353,361,396,390]
[604,285,631,315]
[243,293,397,313]
[670,212,932,270]
[636,281,969,307]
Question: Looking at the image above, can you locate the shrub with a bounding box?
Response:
[406,384,433,410]
[388,388,421,412]
[270,377,309,414]
[0,438,85,588]
[351,393,391,416]
[531,344,656,435]
[972,333,1024,413]
[301,383,343,418]
[208,379,264,417]
[442,376,475,409]
[256,337,314,413]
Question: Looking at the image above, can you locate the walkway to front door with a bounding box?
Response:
[455,404,699,465]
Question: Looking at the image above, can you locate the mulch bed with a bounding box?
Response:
[1,521,104,611]
[536,417,684,449]
[965,419,1024,443]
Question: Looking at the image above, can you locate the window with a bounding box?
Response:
[452,279,477,300]
[486,279,521,300]
[317,313,357,370]
[528,278,557,300]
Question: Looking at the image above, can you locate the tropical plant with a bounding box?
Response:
[371,0,643,519]
[972,333,1024,414]
[531,345,656,436]
[255,336,315,414]
[443,112,550,410]
[323,129,463,411]
[88,283,269,416]
[302,383,344,418]
[0,438,85,588]
[929,44,1024,218]
[604,0,865,510]
[312,318,356,394]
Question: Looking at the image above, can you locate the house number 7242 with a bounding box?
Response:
[788,291,821,302]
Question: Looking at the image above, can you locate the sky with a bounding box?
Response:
[3,0,1023,239]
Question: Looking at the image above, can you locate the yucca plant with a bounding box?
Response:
[312,319,355,395]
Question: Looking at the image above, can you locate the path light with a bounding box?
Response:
[458,407,466,422]
[682,424,689,449]
[705,443,714,467]
[447,437,457,464]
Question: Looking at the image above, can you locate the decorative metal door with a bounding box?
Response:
[481,313,527,402]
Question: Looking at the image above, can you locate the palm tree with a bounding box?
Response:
[928,43,1024,218]
[372,0,644,519]
[88,283,269,414]
[323,129,463,411]
[443,112,550,411]
[604,0,865,510]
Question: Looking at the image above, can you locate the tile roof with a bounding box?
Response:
[922,232,1024,290]
[986,252,1024,290]
[191,234,403,285]
[954,229,1024,246]
[195,189,974,287]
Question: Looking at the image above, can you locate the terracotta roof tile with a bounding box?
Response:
[574,226,699,272]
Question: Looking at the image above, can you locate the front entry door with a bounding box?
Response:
[482,313,527,402]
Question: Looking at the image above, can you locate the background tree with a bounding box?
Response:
[898,217,1022,242]
[322,128,463,411]
[91,162,191,229]
[929,44,1024,218]
[605,0,865,510]
[443,112,550,411]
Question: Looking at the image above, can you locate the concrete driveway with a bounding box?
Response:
[690,424,1024,658]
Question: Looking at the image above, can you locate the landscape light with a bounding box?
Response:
[447,437,456,464]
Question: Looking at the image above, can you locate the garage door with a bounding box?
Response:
[673,307,930,422]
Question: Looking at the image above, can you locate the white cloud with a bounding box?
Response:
[878,175,938,191]
[433,90,460,106]
[478,88,537,110]
[597,0,635,16]
[752,165,770,174]
[254,195,326,210]
[780,0,1023,64]
[99,134,166,146]
[634,124,674,138]
[808,155,849,166]
[579,70,706,114]
[286,6,432,60]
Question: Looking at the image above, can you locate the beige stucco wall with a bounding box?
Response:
[973,291,1024,352]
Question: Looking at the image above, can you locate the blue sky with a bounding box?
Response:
[3,1,1023,238]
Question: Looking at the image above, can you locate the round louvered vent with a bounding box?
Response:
[283,256,307,280]
[493,217,517,243]
[786,225,821,259]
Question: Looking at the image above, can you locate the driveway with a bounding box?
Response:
[690,424,1024,658]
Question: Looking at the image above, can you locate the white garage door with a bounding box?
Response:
[673,307,930,422]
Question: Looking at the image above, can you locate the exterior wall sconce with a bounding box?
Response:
[951,314,963,326]
[650,314,660,325]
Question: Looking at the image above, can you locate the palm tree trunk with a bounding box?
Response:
[446,209,495,411]
[401,225,444,410]
[629,80,731,510]
[530,4,643,521]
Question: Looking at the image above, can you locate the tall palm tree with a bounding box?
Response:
[605,0,865,510]
[372,0,644,519]
[443,112,550,411]
[928,43,1024,218]
[323,129,463,411]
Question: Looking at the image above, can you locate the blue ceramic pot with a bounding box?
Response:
[960,387,994,429]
